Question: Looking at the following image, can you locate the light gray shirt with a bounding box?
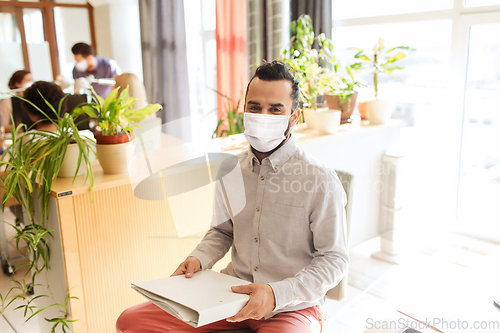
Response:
[189,134,349,317]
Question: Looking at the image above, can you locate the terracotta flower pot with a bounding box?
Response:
[358,101,368,120]
[96,141,135,174]
[324,92,358,124]
[94,131,133,145]
[93,131,135,174]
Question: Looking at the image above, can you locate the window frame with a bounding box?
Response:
[0,0,96,80]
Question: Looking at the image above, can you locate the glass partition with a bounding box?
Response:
[53,6,91,82]
[0,12,24,93]
[23,8,52,82]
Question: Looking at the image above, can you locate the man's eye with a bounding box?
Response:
[249,106,260,111]
[271,108,281,112]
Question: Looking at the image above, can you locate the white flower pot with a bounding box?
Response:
[366,99,392,124]
[315,109,341,135]
[58,143,86,178]
[96,141,135,174]
[303,107,328,130]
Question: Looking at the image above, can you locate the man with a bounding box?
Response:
[116,61,349,333]
[72,42,121,98]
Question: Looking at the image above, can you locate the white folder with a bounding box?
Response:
[132,270,251,327]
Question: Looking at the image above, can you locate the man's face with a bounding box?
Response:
[74,54,96,71]
[245,78,295,116]
[74,54,87,64]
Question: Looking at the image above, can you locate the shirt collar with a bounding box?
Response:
[246,134,297,172]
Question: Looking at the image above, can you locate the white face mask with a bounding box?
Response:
[244,113,292,153]
[21,81,33,89]
[75,60,88,72]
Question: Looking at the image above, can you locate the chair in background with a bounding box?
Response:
[114,73,150,111]
[66,94,90,130]
[215,170,355,333]
[325,169,354,301]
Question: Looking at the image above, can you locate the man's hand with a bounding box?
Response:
[171,256,201,278]
[226,283,276,322]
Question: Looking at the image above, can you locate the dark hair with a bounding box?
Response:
[22,81,66,123]
[8,70,31,90]
[245,61,300,112]
[71,42,95,57]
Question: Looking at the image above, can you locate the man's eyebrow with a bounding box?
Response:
[270,103,285,107]
[247,101,260,105]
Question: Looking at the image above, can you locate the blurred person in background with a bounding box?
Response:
[2,80,63,226]
[72,42,122,99]
[0,70,34,133]
[22,81,66,132]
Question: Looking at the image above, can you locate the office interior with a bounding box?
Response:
[0,0,499,332]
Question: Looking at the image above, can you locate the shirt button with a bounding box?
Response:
[254,238,258,242]
[260,176,265,180]
[256,207,260,212]
[274,166,278,171]
[254,266,258,271]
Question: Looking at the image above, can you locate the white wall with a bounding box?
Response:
[93,4,113,59]
[89,0,144,81]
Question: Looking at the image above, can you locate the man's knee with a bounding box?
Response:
[116,307,135,333]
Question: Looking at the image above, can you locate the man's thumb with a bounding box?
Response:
[231,284,251,294]
[185,262,197,278]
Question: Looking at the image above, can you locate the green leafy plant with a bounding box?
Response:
[73,86,162,136]
[1,94,94,223]
[0,91,95,331]
[331,63,366,112]
[280,14,340,110]
[212,90,244,138]
[352,37,414,98]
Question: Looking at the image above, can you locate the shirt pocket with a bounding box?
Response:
[265,202,307,248]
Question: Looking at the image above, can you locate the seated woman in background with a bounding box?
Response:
[21,81,66,132]
[114,73,157,119]
[0,70,33,132]
[5,80,62,226]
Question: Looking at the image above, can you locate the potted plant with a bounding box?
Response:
[352,38,414,124]
[0,93,95,331]
[325,63,365,123]
[211,90,244,138]
[73,86,162,174]
[280,14,343,134]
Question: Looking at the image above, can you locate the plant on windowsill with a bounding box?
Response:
[73,86,162,174]
[325,63,366,123]
[352,38,414,124]
[0,93,95,332]
[280,14,343,134]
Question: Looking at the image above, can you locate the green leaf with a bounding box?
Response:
[101,87,120,114]
[90,86,104,106]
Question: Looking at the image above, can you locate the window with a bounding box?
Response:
[184,0,217,142]
[332,2,500,241]
[0,0,95,92]
[332,0,453,20]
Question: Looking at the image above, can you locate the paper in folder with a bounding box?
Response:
[132,270,251,327]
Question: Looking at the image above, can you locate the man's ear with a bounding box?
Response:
[291,108,301,126]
